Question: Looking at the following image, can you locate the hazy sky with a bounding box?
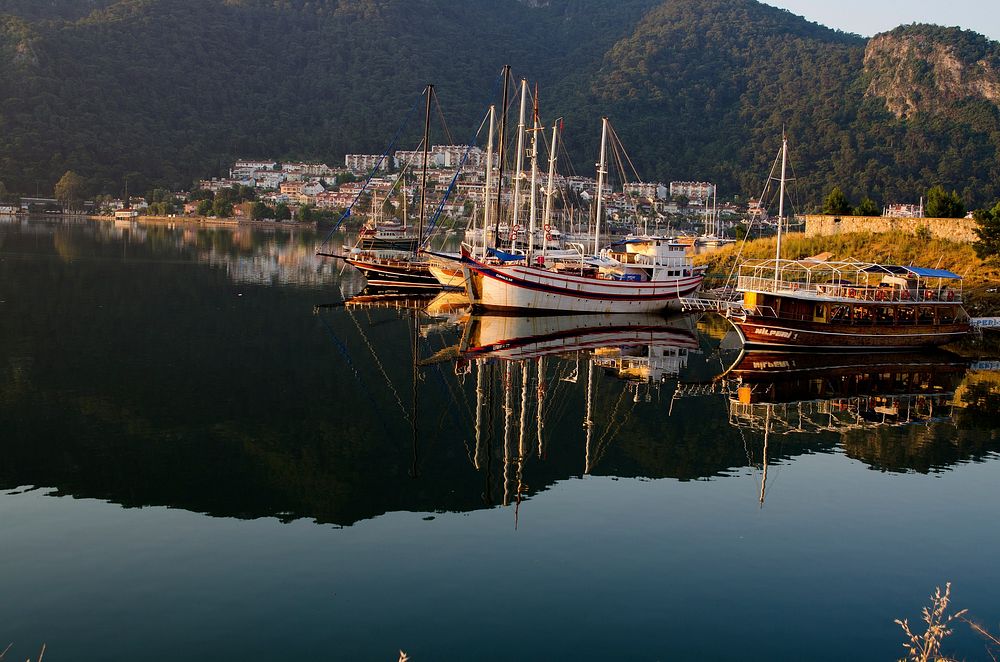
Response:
[763,1,1000,41]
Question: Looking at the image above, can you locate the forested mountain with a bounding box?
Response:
[1,0,999,209]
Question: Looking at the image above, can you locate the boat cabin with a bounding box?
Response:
[603,236,697,282]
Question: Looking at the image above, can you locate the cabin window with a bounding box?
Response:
[897,307,916,324]
[813,304,827,322]
[939,306,956,324]
[876,307,894,325]
[830,305,850,322]
[853,307,872,325]
[918,307,934,324]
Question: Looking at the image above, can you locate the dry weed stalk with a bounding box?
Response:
[896,583,968,662]
[961,616,1000,662]
[0,643,45,662]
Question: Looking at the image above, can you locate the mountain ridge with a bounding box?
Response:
[0,0,998,209]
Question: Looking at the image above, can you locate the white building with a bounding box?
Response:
[345,154,391,172]
[626,182,669,201]
[670,181,715,201]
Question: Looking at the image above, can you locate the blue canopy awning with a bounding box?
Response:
[862,264,962,280]
[487,247,523,262]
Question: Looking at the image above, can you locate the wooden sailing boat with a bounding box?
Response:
[327,84,444,291]
[454,115,704,313]
[721,136,971,348]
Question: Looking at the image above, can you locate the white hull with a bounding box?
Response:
[464,260,704,313]
[466,313,697,360]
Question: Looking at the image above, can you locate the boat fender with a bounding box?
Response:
[947,290,954,301]
[901,290,910,300]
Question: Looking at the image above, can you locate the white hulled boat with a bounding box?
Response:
[454,117,704,313]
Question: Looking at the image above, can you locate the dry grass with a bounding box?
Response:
[0,643,45,662]
[896,583,1000,662]
[896,583,967,662]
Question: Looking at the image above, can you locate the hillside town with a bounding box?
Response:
[2,147,751,234]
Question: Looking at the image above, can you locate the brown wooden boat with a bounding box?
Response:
[724,260,971,349]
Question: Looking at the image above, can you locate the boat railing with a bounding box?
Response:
[737,276,962,303]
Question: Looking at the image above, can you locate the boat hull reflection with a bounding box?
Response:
[463,313,699,361]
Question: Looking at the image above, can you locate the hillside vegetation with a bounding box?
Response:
[1,0,999,208]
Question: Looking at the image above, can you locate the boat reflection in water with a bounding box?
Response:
[327,290,997,517]
[724,350,967,433]
[419,310,701,509]
[717,349,971,503]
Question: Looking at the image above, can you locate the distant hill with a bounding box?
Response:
[1,0,999,209]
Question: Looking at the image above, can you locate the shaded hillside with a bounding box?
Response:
[1,0,999,208]
[0,0,660,194]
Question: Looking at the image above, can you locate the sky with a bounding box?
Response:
[762,0,1000,42]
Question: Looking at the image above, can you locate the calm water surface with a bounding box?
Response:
[1,217,998,661]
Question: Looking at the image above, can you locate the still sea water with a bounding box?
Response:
[1,217,998,661]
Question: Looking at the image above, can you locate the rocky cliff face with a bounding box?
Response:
[864,26,1000,118]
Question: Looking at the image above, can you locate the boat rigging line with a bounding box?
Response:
[319,89,424,246]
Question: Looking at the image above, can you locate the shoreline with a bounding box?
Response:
[87,214,319,231]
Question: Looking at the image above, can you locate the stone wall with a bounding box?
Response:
[803,214,978,243]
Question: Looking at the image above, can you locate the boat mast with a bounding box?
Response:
[594,117,609,255]
[474,359,484,470]
[712,185,718,236]
[481,105,496,259]
[417,83,433,255]
[503,361,513,506]
[536,357,545,457]
[584,357,594,474]
[493,66,511,243]
[542,120,559,262]
[760,405,771,508]
[511,78,529,249]
[774,134,787,286]
[526,87,540,263]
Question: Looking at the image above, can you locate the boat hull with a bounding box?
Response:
[428,263,467,290]
[464,261,704,313]
[733,316,970,349]
[345,256,442,290]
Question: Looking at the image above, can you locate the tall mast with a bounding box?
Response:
[774,134,787,286]
[526,87,540,263]
[584,357,594,474]
[493,65,511,242]
[474,359,484,470]
[417,83,433,254]
[481,105,496,258]
[502,361,513,506]
[594,117,609,255]
[511,78,529,249]
[713,185,718,236]
[542,120,559,261]
[536,357,545,457]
